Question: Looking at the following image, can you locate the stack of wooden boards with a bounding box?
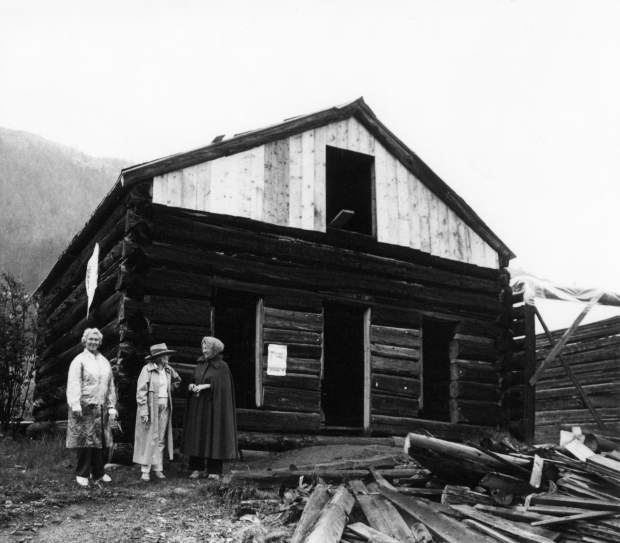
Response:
[255,431,620,542]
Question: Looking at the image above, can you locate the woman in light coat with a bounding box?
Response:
[133,343,181,481]
[66,328,118,487]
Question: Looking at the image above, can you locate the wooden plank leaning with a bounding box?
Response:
[533,305,607,430]
[529,291,604,386]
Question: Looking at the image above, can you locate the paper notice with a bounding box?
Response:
[267,344,287,376]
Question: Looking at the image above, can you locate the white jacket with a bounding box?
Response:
[66,349,116,411]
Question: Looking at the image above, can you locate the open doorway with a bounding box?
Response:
[213,288,258,409]
[326,146,374,235]
[421,317,458,421]
[322,303,366,428]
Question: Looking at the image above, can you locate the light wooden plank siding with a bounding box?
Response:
[153,117,499,267]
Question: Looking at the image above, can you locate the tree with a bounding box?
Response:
[0,273,37,432]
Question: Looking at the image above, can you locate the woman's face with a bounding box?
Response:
[156,355,169,366]
[85,335,101,353]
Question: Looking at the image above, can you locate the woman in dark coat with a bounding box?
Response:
[183,336,239,479]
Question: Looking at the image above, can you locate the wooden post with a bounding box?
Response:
[529,292,603,385]
[363,307,371,434]
[522,303,536,443]
[534,307,606,431]
[255,297,264,407]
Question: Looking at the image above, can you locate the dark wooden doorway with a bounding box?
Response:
[322,303,365,428]
[213,289,257,409]
[421,317,457,421]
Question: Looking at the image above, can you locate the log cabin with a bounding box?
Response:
[33,98,530,442]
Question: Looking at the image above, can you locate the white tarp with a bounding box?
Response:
[510,271,620,307]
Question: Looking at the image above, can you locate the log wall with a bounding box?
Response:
[533,316,620,443]
[34,188,516,438]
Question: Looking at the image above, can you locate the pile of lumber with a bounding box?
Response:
[283,430,620,542]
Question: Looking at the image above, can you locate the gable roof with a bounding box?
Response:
[121,97,514,261]
[37,98,513,295]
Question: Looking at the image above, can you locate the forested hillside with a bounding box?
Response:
[0,127,129,289]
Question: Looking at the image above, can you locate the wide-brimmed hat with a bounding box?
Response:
[145,343,176,360]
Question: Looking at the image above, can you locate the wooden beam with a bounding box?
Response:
[364,307,371,433]
[530,291,604,385]
[255,297,264,408]
[534,306,607,430]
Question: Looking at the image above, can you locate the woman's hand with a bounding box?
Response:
[140,414,149,425]
[188,383,197,393]
[72,407,82,417]
[108,408,118,419]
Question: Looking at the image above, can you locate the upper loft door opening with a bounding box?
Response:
[326,146,375,236]
[213,288,258,409]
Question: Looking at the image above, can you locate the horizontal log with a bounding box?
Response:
[229,467,425,487]
[371,355,420,378]
[262,372,320,391]
[537,381,620,399]
[137,294,212,325]
[263,307,323,332]
[452,339,497,363]
[371,393,420,418]
[535,336,620,363]
[263,327,321,345]
[370,325,420,348]
[261,356,321,376]
[142,240,502,314]
[372,374,420,398]
[450,381,500,401]
[535,407,620,426]
[236,432,403,451]
[40,290,123,361]
[371,343,419,361]
[148,323,209,347]
[536,393,620,412]
[536,359,620,385]
[450,399,501,425]
[370,415,499,440]
[145,267,213,299]
[536,316,620,349]
[262,295,323,313]
[262,386,320,413]
[150,205,500,286]
[450,360,498,383]
[236,408,321,433]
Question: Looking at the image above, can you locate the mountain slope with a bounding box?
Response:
[0,127,130,290]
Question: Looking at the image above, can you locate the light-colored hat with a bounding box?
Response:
[201,336,224,359]
[145,343,176,360]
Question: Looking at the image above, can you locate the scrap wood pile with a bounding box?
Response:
[236,430,620,543]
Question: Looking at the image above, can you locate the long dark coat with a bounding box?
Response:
[183,355,239,459]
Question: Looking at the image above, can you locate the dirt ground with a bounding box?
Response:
[1,438,405,543]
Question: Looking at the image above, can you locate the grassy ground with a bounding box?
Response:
[1,435,404,542]
[0,436,288,543]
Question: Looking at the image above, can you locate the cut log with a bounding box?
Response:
[462,519,520,543]
[452,504,560,542]
[304,485,354,543]
[350,480,417,542]
[345,522,400,543]
[236,431,403,451]
[440,485,494,506]
[289,483,330,543]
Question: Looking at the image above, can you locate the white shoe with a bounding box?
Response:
[76,476,89,487]
[99,474,112,483]
[140,472,150,482]
[188,470,201,479]
[153,471,166,479]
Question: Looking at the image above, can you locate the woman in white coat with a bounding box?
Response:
[132,343,181,481]
[65,328,118,487]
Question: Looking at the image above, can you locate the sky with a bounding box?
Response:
[1,0,619,329]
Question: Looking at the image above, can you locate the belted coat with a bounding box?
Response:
[132,362,181,465]
[183,355,239,460]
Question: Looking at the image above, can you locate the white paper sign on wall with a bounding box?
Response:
[267,344,287,376]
